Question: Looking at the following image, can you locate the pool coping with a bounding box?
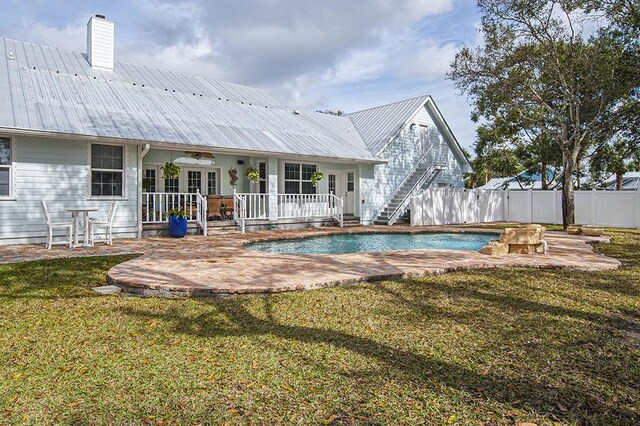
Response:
[104,226,621,298]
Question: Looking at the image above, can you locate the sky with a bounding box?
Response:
[1,0,482,150]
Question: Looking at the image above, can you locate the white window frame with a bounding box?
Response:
[283,162,318,195]
[87,142,128,200]
[0,135,16,200]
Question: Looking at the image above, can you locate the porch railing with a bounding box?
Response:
[195,190,207,236]
[277,193,342,219]
[141,191,207,235]
[142,192,199,223]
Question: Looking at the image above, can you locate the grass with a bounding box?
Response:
[1,230,639,425]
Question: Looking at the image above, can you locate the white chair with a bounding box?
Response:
[40,201,73,249]
[89,202,118,246]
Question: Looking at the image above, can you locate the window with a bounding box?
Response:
[143,169,156,192]
[258,162,267,194]
[187,170,202,193]
[164,176,179,193]
[347,172,355,192]
[284,162,316,194]
[328,174,336,195]
[207,171,217,195]
[0,138,12,197]
[91,144,124,197]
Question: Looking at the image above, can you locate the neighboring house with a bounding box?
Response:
[0,15,470,244]
[478,170,556,190]
[603,172,640,190]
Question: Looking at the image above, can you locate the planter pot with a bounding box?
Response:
[168,216,188,238]
[566,225,582,235]
[581,225,604,237]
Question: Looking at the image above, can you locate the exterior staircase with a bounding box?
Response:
[374,162,447,225]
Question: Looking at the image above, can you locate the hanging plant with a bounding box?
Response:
[244,166,260,183]
[310,171,325,188]
[161,161,180,179]
[229,168,239,186]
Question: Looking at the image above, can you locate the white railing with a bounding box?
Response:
[234,193,268,220]
[277,193,342,219]
[142,192,200,223]
[233,191,246,233]
[330,193,344,227]
[195,190,207,236]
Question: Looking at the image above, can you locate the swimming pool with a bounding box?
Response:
[245,232,499,255]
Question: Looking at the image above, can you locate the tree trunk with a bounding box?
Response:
[561,155,576,228]
[616,173,623,190]
[541,162,548,189]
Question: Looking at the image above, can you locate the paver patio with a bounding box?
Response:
[0,225,620,297]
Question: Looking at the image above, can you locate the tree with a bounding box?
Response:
[589,138,640,190]
[316,110,344,116]
[449,0,640,227]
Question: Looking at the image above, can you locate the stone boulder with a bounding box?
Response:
[480,240,509,256]
[499,225,545,245]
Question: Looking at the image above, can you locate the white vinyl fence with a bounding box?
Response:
[410,188,640,228]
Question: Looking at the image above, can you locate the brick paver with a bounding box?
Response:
[0,225,618,297]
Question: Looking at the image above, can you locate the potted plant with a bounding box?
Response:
[167,208,188,238]
[161,161,180,179]
[244,166,260,183]
[310,171,325,188]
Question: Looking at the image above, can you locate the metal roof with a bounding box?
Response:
[0,37,377,162]
[347,95,472,172]
[346,96,429,156]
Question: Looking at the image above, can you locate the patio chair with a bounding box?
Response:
[40,200,73,249]
[207,196,223,221]
[221,196,235,220]
[88,201,118,246]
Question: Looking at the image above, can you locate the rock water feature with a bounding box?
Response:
[480,224,548,256]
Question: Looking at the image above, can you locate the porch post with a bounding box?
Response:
[267,157,279,219]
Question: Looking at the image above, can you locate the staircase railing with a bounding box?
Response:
[386,163,445,225]
[372,143,448,221]
[329,192,344,227]
[195,190,208,236]
[233,190,246,233]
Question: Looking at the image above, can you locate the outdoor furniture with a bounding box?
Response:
[207,196,224,220]
[89,202,118,246]
[221,196,235,219]
[67,207,98,247]
[40,201,73,249]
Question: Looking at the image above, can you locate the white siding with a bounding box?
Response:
[0,135,138,244]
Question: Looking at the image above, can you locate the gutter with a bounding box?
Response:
[137,143,151,238]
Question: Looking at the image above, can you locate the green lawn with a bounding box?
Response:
[1,229,639,425]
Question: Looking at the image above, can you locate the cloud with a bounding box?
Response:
[1,0,482,149]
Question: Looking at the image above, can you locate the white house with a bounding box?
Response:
[0,15,471,244]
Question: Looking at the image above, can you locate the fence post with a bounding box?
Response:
[504,189,510,222]
[553,188,558,225]
[591,189,597,225]
[636,189,640,229]
[528,189,533,223]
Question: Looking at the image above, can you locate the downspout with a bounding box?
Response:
[137,143,151,238]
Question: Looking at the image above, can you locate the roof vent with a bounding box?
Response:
[293,110,300,115]
[87,14,115,70]
[7,52,15,61]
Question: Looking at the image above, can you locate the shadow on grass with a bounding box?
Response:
[119,286,639,424]
[0,255,140,300]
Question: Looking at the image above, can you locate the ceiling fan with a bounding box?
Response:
[185,151,215,160]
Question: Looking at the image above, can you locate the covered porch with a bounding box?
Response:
[139,146,365,234]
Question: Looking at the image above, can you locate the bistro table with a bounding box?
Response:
[67,208,98,247]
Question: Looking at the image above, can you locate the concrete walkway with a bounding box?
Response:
[0,226,620,297]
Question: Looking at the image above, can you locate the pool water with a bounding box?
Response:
[245,232,499,255]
